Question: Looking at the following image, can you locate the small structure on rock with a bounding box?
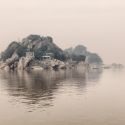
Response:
[42,53,54,60]
[42,55,51,60]
[26,51,34,59]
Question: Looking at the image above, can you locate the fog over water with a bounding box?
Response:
[0,0,125,64]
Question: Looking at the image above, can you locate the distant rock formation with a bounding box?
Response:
[111,63,124,69]
[0,35,103,70]
[86,52,103,64]
[64,45,103,64]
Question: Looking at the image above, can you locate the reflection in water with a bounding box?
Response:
[1,69,125,125]
[0,69,102,111]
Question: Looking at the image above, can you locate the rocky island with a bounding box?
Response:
[0,35,103,71]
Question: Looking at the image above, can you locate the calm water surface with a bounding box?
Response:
[0,69,125,125]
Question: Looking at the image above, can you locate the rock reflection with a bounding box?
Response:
[0,69,102,111]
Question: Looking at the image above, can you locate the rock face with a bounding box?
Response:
[0,53,19,70]
[18,56,33,70]
[1,42,27,60]
[6,53,19,66]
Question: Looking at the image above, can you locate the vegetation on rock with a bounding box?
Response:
[1,35,103,64]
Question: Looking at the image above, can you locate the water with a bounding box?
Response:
[0,69,125,125]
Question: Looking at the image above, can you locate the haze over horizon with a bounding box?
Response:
[0,0,125,64]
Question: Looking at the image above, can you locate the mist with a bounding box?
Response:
[0,0,125,64]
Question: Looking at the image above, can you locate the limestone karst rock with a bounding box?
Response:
[1,35,103,65]
[1,35,66,61]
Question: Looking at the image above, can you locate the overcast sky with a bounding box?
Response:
[0,0,125,64]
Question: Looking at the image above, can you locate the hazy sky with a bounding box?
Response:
[0,0,125,64]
